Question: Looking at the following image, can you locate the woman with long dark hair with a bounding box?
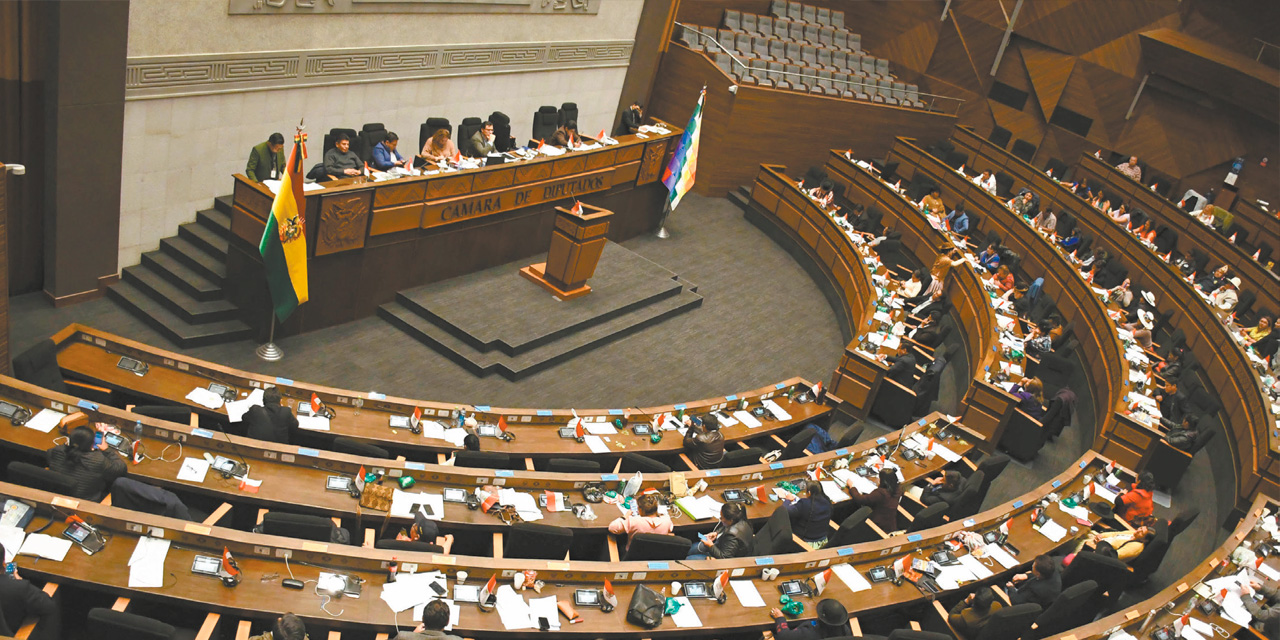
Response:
[846,468,902,532]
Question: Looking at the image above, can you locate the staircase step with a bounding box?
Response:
[160,236,226,283]
[196,208,231,239]
[179,222,229,259]
[122,266,240,323]
[107,281,251,349]
[379,287,703,381]
[213,195,235,215]
[140,251,223,302]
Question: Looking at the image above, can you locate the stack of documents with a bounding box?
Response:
[674,495,723,520]
[732,410,762,428]
[669,596,703,628]
[762,400,791,421]
[225,389,265,423]
[497,489,542,522]
[128,536,170,588]
[18,534,71,561]
[830,563,872,592]
[582,435,610,454]
[390,490,445,520]
[185,387,225,410]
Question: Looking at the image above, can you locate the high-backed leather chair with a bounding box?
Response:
[545,458,601,473]
[504,522,573,560]
[1027,580,1098,639]
[454,451,512,470]
[988,125,1012,149]
[829,507,878,546]
[752,504,803,555]
[87,608,198,640]
[619,452,671,473]
[945,470,984,520]
[622,533,690,561]
[456,117,484,156]
[779,426,818,460]
[487,111,516,152]
[12,339,113,404]
[418,117,451,152]
[7,461,77,496]
[531,105,559,143]
[331,436,390,459]
[906,502,948,532]
[258,511,348,544]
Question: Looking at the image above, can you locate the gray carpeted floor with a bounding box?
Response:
[8,191,1227,620]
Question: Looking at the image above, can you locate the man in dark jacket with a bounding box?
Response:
[617,101,643,136]
[1007,554,1062,608]
[245,387,298,445]
[948,586,1003,637]
[682,414,725,469]
[46,425,127,501]
[246,133,286,182]
[880,345,918,386]
[0,544,60,640]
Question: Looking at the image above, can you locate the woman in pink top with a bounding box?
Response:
[608,494,673,549]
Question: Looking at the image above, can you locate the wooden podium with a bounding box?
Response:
[520,204,613,300]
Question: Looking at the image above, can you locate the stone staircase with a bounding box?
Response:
[107,196,252,348]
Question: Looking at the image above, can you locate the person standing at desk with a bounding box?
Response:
[470,121,496,157]
[246,133,286,182]
[323,134,362,180]
[420,129,458,165]
[551,120,581,148]
[845,468,902,532]
[618,101,643,136]
[245,387,298,445]
[0,545,60,640]
[46,425,127,501]
[371,132,408,171]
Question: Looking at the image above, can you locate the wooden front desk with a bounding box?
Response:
[227,125,680,336]
[51,325,829,461]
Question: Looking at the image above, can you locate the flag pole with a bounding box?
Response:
[256,306,284,361]
[655,201,672,239]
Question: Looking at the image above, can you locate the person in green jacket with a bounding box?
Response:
[247,132,286,182]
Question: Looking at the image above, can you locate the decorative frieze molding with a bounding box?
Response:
[125,39,630,99]
[228,0,598,16]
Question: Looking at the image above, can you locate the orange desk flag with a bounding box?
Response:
[571,200,583,216]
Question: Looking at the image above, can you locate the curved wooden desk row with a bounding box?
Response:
[946,127,1280,508]
[1073,152,1280,279]
[0,375,977,536]
[227,122,681,334]
[3,453,1111,637]
[824,153,1037,445]
[50,325,828,460]
[1064,495,1276,640]
[880,140,1128,448]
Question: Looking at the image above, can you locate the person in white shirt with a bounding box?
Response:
[808,180,835,208]
[973,169,997,194]
[1211,278,1240,311]
[899,269,925,298]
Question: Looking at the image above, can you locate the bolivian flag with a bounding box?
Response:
[259,135,309,322]
[661,86,705,211]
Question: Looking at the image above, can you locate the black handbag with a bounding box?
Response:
[625,584,665,629]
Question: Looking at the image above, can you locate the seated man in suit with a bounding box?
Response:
[1006,554,1062,608]
[246,133,286,182]
[909,288,948,320]
[1154,380,1188,429]
[682,414,725,469]
[245,387,299,445]
[1164,414,1201,453]
[371,132,408,171]
[618,101,644,135]
[948,586,1003,637]
[470,121,496,157]
[878,344,917,386]
[550,120,581,148]
[945,202,970,236]
[323,134,362,180]
[1242,578,1280,638]
[0,544,60,640]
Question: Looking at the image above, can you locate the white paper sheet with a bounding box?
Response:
[675,495,723,521]
[732,411,763,428]
[380,570,448,612]
[958,553,995,579]
[1257,561,1280,581]
[832,468,878,495]
[128,536,170,588]
[582,421,618,435]
[1035,519,1068,542]
[762,400,792,421]
[1092,484,1119,504]
[730,580,766,607]
[983,544,1019,569]
[296,415,331,431]
[929,442,961,463]
[495,585,535,630]
[819,480,851,503]
[390,490,445,520]
[185,387,225,410]
[669,596,703,628]
[0,526,26,562]
[528,595,561,629]
[497,489,543,522]
[24,409,66,434]
[714,411,739,427]
[18,534,71,561]
[176,457,210,483]
[224,388,265,423]
[829,562,872,592]
[582,435,610,454]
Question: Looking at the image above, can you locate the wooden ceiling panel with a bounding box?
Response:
[988,100,1046,149]
[1021,44,1077,119]
[841,0,941,60]
[1120,88,1247,177]
[1076,62,1143,144]
[927,11,1006,97]
[1016,0,1178,56]
[879,20,941,78]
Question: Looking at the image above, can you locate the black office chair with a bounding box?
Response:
[801,165,828,190]
[531,105,559,143]
[889,632,953,640]
[1044,157,1069,180]
[829,507,878,546]
[453,451,512,470]
[545,458,601,473]
[972,603,1041,640]
[1061,551,1132,610]
[779,426,818,460]
[622,533,691,561]
[619,453,671,473]
[945,470,984,520]
[87,608,198,640]
[323,127,358,154]
[558,102,579,127]
[504,522,573,560]
[257,511,348,544]
[12,339,113,405]
[357,123,387,163]
[1128,521,1170,584]
[456,117,485,157]
[906,502,947,532]
[1011,139,1037,163]
[330,436,390,459]
[720,447,765,468]
[833,424,865,449]
[1168,508,1200,539]
[944,150,968,171]
[987,125,1012,149]
[972,454,1009,497]
[994,172,1015,198]
[376,538,444,553]
[870,378,917,428]
[1027,580,1098,639]
[418,117,452,152]
[753,505,804,555]
[7,461,77,496]
[488,111,516,152]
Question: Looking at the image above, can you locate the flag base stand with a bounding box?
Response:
[654,203,672,239]
[655,226,670,239]
[255,314,284,362]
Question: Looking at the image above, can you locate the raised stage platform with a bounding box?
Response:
[378,242,702,380]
